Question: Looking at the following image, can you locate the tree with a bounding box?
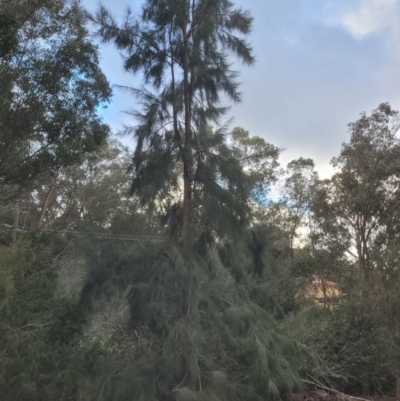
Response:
[33,139,132,231]
[280,158,318,257]
[0,234,105,401]
[307,103,400,398]
[0,0,112,201]
[315,103,400,292]
[92,0,255,241]
[81,2,303,400]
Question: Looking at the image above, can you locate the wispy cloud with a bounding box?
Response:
[334,0,399,38]
[84,0,400,178]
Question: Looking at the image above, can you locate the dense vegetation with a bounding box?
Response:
[1,1,400,400]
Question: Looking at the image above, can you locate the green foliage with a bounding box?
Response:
[284,305,394,396]
[81,237,303,401]
[315,103,400,282]
[48,298,87,345]
[37,139,132,231]
[298,103,400,396]
[4,3,400,401]
[0,0,111,200]
[0,236,104,401]
[77,7,303,397]
[0,13,18,58]
[0,235,60,313]
[91,0,264,239]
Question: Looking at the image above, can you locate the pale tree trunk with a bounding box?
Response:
[12,201,20,241]
[354,218,370,298]
[289,218,300,258]
[37,173,59,229]
[289,229,294,258]
[321,281,328,309]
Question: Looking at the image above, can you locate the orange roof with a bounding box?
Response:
[311,276,338,287]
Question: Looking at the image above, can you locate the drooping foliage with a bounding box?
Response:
[90,0,274,240]
[82,239,303,401]
[75,3,306,401]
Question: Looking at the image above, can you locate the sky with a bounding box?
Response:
[84,0,400,180]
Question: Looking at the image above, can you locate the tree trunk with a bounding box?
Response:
[289,232,294,258]
[182,160,192,240]
[37,173,58,229]
[12,201,20,242]
[181,12,193,241]
[396,325,400,401]
[355,224,369,298]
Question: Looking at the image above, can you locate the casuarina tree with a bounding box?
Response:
[91,0,263,242]
[84,2,303,400]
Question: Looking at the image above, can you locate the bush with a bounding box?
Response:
[283,305,394,396]
[0,236,104,401]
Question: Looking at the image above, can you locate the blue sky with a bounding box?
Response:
[85,0,400,178]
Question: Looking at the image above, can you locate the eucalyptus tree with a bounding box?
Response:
[34,139,132,231]
[307,103,400,397]
[280,158,318,257]
[314,103,400,291]
[0,0,111,201]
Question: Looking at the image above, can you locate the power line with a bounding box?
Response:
[63,230,164,242]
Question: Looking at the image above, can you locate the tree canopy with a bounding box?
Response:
[0,0,112,201]
[91,0,260,241]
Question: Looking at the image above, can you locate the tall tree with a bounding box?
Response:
[315,103,400,292]
[281,158,318,257]
[92,0,255,241]
[82,2,303,401]
[307,103,400,398]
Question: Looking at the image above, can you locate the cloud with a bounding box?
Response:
[84,0,400,180]
[338,0,398,38]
